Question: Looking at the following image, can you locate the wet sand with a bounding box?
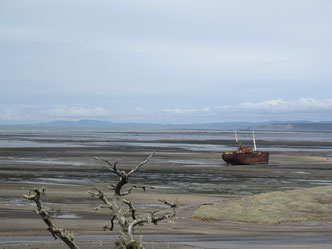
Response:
[0,130,332,248]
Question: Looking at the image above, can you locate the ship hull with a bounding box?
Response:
[222,151,269,165]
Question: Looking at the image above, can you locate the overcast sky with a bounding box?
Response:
[1,0,332,124]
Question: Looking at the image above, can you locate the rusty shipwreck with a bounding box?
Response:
[222,132,269,165]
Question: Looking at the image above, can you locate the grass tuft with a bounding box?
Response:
[193,186,332,224]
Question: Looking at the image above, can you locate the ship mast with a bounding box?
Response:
[234,131,239,143]
[252,131,257,151]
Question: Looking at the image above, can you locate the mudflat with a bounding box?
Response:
[0,129,332,248]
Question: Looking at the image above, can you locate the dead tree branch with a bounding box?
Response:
[91,151,178,249]
[127,199,178,238]
[127,152,156,177]
[87,187,112,208]
[95,151,155,196]
[122,199,137,220]
[24,188,80,249]
[103,215,116,231]
[120,185,146,196]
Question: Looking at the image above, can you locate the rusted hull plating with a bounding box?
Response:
[222,151,269,165]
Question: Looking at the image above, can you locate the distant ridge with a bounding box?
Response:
[46,120,119,127]
[29,119,332,131]
[253,122,332,132]
[37,119,254,129]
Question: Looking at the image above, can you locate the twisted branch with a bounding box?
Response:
[159,199,179,209]
[122,199,137,220]
[92,151,177,249]
[120,185,147,196]
[87,187,113,209]
[94,151,155,196]
[94,157,122,177]
[127,200,178,237]
[103,215,116,231]
[128,151,156,176]
[24,188,80,249]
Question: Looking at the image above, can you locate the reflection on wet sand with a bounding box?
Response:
[0,127,332,248]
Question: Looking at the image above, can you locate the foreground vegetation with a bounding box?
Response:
[194,185,332,224]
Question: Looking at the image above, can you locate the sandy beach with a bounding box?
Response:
[0,129,332,248]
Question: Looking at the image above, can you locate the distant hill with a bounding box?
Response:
[46,120,112,127]
[38,120,165,129]
[19,120,332,131]
[252,122,332,132]
[35,120,260,130]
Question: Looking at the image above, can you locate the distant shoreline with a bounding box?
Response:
[1,120,332,132]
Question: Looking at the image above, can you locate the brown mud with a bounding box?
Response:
[0,130,332,248]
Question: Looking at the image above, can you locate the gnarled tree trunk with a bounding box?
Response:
[90,152,177,249]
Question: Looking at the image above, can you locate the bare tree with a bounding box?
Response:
[24,187,80,249]
[89,152,178,249]
[23,152,177,249]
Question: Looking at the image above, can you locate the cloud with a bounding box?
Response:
[0,99,332,124]
[162,98,332,117]
[162,107,210,115]
[132,107,151,114]
[159,98,332,123]
[0,105,110,123]
[222,98,332,114]
[0,104,35,122]
[46,106,108,118]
